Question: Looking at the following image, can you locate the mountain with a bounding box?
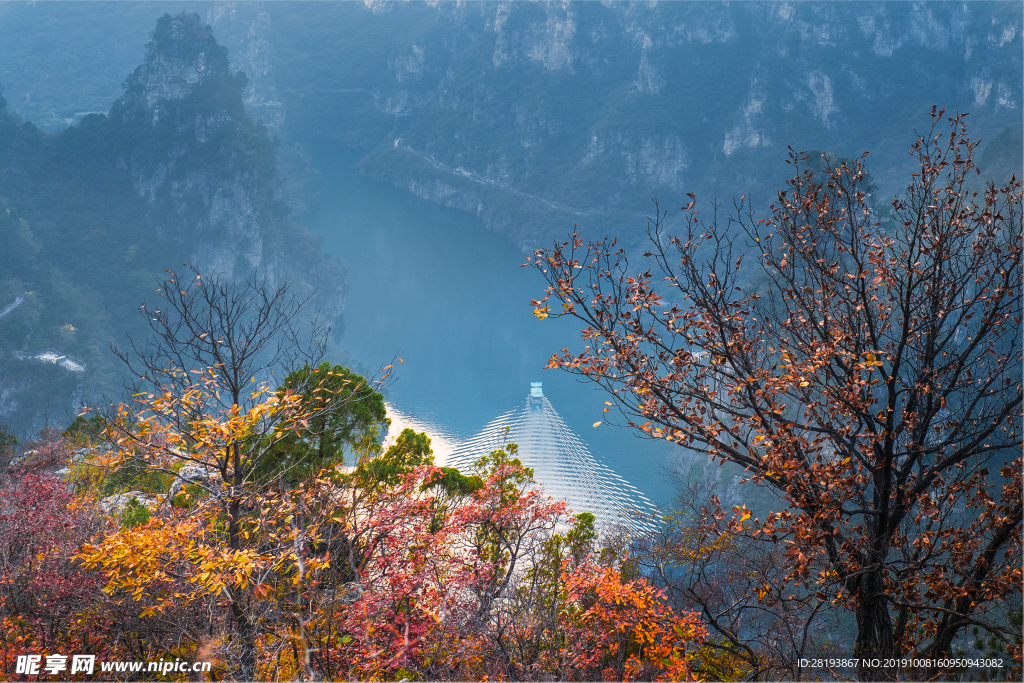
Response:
[1,2,1019,248]
[0,2,1020,433]
[0,12,344,434]
[227,0,1023,246]
[110,13,310,283]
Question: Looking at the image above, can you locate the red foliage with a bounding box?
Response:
[554,561,708,681]
[0,428,710,681]
[0,471,104,677]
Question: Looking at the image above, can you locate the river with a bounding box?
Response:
[304,144,680,506]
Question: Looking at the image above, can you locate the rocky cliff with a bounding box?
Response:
[206,0,1022,247]
[0,12,345,435]
[2,2,1018,247]
[109,12,341,297]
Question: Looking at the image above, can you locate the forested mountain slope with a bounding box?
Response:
[0,13,343,434]
[0,1,1020,432]
[257,0,1023,243]
[1,2,1019,246]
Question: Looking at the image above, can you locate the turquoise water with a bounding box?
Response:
[305,144,678,505]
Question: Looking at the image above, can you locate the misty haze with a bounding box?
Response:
[0,2,1020,681]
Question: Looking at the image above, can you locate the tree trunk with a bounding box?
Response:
[229,595,257,679]
[854,572,896,681]
[228,496,257,680]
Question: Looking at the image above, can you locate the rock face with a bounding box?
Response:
[1,3,1019,248]
[168,463,222,499]
[107,12,343,315]
[115,15,231,127]
[207,5,285,133]
[108,13,284,285]
[0,13,345,435]
[99,491,158,516]
[206,1,1021,247]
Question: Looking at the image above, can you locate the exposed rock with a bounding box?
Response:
[339,581,365,605]
[0,13,345,436]
[99,491,158,516]
[109,13,270,281]
[168,463,222,498]
[105,12,344,320]
[208,0,1019,242]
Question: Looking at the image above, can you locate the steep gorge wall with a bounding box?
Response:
[1,2,1019,248]
[208,0,1022,247]
[0,11,344,434]
[111,12,342,301]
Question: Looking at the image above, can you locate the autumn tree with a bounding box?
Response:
[632,472,841,680]
[465,445,567,632]
[286,436,554,680]
[0,468,105,677]
[551,560,708,681]
[92,264,391,679]
[484,512,599,678]
[528,110,1022,681]
[68,406,709,681]
[469,504,710,682]
[296,437,708,682]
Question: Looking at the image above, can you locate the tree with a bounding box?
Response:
[112,262,328,427]
[0,469,105,676]
[93,263,390,679]
[552,560,708,681]
[528,110,1022,680]
[297,438,568,681]
[484,512,599,678]
[80,379,324,677]
[478,506,709,682]
[0,426,17,470]
[255,362,389,482]
[460,444,570,678]
[295,437,708,682]
[66,404,709,681]
[632,472,841,680]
